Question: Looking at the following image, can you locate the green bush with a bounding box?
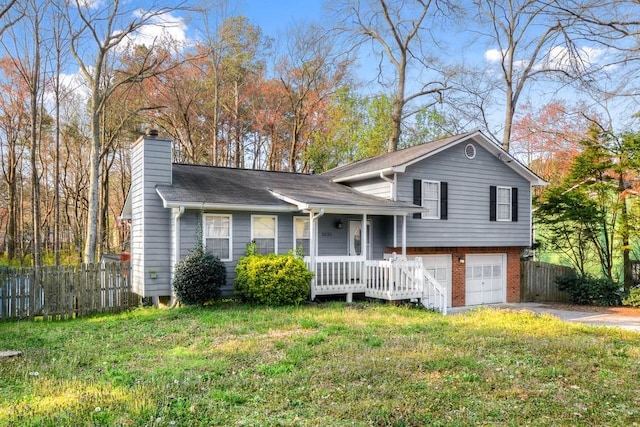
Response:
[622,287,640,307]
[235,252,313,306]
[173,247,226,305]
[555,273,621,306]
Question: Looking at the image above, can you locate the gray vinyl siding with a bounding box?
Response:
[348,178,392,199]
[130,136,173,297]
[398,142,532,247]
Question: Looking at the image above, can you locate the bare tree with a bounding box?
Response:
[457,0,640,152]
[1,0,49,268]
[60,0,188,263]
[0,0,22,36]
[332,0,455,152]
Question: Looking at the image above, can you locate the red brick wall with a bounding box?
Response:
[387,246,523,307]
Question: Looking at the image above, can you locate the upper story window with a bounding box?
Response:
[252,215,277,254]
[294,217,310,256]
[413,179,448,220]
[422,180,441,219]
[490,186,518,222]
[203,214,232,261]
[497,186,512,221]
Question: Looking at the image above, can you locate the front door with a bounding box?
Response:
[349,220,372,259]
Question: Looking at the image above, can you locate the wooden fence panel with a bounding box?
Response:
[0,263,137,321]
[521,261,574,303]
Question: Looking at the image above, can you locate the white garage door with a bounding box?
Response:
[421,255,452,308]
[465,254,506,305]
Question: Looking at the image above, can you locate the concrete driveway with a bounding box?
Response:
[450,302,640,332]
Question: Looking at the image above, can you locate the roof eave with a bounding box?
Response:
[331,167,399,183]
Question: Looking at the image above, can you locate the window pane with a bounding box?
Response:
[424,199,438,217]
[295,218,310,239]
[498,188,511,204]
[254,238,275,255]
[498,205,511,220]
[253,216,275,238]
[206,238,229,259]
[205,216,229,238]
[295,238,310,256]
[424,182,438,199]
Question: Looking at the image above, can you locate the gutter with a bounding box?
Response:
[331,167,397,183]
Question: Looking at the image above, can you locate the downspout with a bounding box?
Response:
[169,205,185,308]
[309,209,324,301]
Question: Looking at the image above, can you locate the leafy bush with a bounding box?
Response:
[622,287,640,307]
[235,251,313,306]
[555,273,621,306]
[173,247,226,305]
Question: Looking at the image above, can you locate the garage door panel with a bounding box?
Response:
[465,254,505,305]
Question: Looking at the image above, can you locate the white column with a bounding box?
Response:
[362,213,368,260]
[309,211,316,300]
[402,215,407,257]
[393,215,397,248]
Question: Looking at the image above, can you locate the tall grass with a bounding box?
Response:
[1,302,639,426]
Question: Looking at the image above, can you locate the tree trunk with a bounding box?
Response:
[84,107,101,264]
[388,57,406,153]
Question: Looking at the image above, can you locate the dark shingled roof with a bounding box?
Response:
[323,131,477,180]
[155,164,420,213]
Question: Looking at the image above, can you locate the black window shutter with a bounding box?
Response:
[440,182,448,220]
[489,185,497,221]
[511,187,518,222]
[413,179,422,219]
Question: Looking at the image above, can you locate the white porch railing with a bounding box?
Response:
[304,255,447,314]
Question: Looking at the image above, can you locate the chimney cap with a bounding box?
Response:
[146,128,159,137]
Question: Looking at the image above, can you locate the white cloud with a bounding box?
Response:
[127,11,188,48]
[484,49,503,63]
[541,45,606,72]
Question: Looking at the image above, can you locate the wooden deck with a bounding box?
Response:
[305,256,447,314]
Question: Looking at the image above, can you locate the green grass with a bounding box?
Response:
[1,302,639,426]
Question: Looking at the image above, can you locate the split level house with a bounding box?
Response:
[121,129,547,313]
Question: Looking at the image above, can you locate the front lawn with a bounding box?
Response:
[1,302,639,426]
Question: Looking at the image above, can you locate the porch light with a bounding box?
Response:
[458,256,465,264]
[335,219,343,229]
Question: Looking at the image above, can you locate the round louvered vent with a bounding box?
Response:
[465,143,476,159]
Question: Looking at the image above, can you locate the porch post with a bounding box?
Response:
[402,214,407,257]
[393,216,397,248]
[309,211,316,300]
[362,213,368,260]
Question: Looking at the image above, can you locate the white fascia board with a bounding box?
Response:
[302,204,420,216]
[330,167,398,183]
[269,190,309,210]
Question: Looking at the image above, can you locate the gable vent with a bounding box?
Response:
[465,143,476,159]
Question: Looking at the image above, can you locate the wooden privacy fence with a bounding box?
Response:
[0,263,138,321]
[521,260,574,303]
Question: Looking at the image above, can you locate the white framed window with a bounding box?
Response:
[203,214,232,261]
[422,180,440,219]
[293,217,310,256]
[252,215,278,254]
[497,186,512,221]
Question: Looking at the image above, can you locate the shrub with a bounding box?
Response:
[235,252,313,306]
[173,247,226,305]
[622,287,640,307]
[555,273,621,306]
